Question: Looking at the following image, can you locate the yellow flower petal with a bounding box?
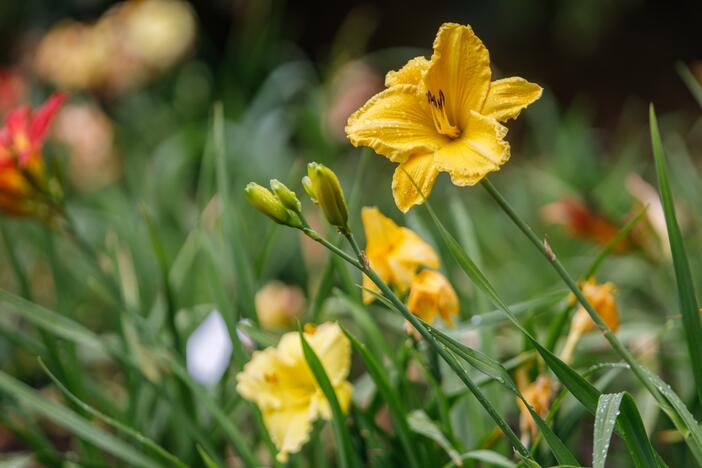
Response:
[387,228,440,292]
[235,348,287,410]
[310,380,353,420]
[362,206,400,255]
[263,405,313,462]
[423,23,491,130]
[391,152,439,213]
[385,56,430,87]
[481,77,543,122]
[345,85,447,163]
[434,111,509,186]
[407,270,459,326]
[305,322,351,386]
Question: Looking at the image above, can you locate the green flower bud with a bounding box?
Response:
[307,162,349,232]
[245,182,302,228]
[301,176,317,204]
[269,179,301,213]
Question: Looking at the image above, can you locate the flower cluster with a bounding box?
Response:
[361,207,458,329]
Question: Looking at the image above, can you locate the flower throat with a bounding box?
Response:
[427,90,460,138]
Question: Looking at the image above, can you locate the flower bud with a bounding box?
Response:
[245,182,302,228]
[307,162,348,232]
[301,176,317,203]
[269,179,301,213]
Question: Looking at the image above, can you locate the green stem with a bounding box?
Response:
[480,178,666,405]
[307,230,532,460]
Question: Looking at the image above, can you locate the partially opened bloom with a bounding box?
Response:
[236,322,352,462]
[361,207,439,303]
[0,93,65,217]
[346,23,542,212]
[407,269,459,327]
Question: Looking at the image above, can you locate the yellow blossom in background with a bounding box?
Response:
[406,269,459,330]
[345,23,542,212]
[560,278,619,363]
[361,206,439,304]
[255,281,306,331]
[236,322,352,462]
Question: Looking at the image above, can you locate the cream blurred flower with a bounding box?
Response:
[34,0,196,96]
[255,281,306,331]
[236,322,352,462]
[53,102,120,192]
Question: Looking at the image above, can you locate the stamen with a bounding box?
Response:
[427,90,460,138]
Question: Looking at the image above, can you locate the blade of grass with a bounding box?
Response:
[0,370,158,468]
[443,450,516,468]
[407,410,462,467]
[593,392,624,468]
[299,326,358,468]
[650,105,702,408]
[676,62,702,108]
[341,326,422,468]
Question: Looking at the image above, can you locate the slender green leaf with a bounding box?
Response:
[650,105,702,408]
[407,410,462,467]
[677,62,702,108]
[341,326,421,468]
[593,393,624,468]
[0,370,157,468]
[442,449,516,468]
[38,358,187,468]
[197,445,219,468]
[640,367,702,463]
[299,328,357,468]
[335,289,392,361]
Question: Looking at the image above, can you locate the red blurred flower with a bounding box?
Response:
[0,93,65,217]
[540,198,631,253]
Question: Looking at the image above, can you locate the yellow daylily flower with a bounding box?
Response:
[407,269,459,327]
[236,322,352,462]
[361,207,439,304]
[346,23,542,212]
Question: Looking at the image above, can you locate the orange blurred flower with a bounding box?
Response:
[515,365,551,444]
[0,93,65,217]
[560,278,619,363]
[540,198,631,253]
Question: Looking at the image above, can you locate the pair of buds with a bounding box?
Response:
[245,162,349,233]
